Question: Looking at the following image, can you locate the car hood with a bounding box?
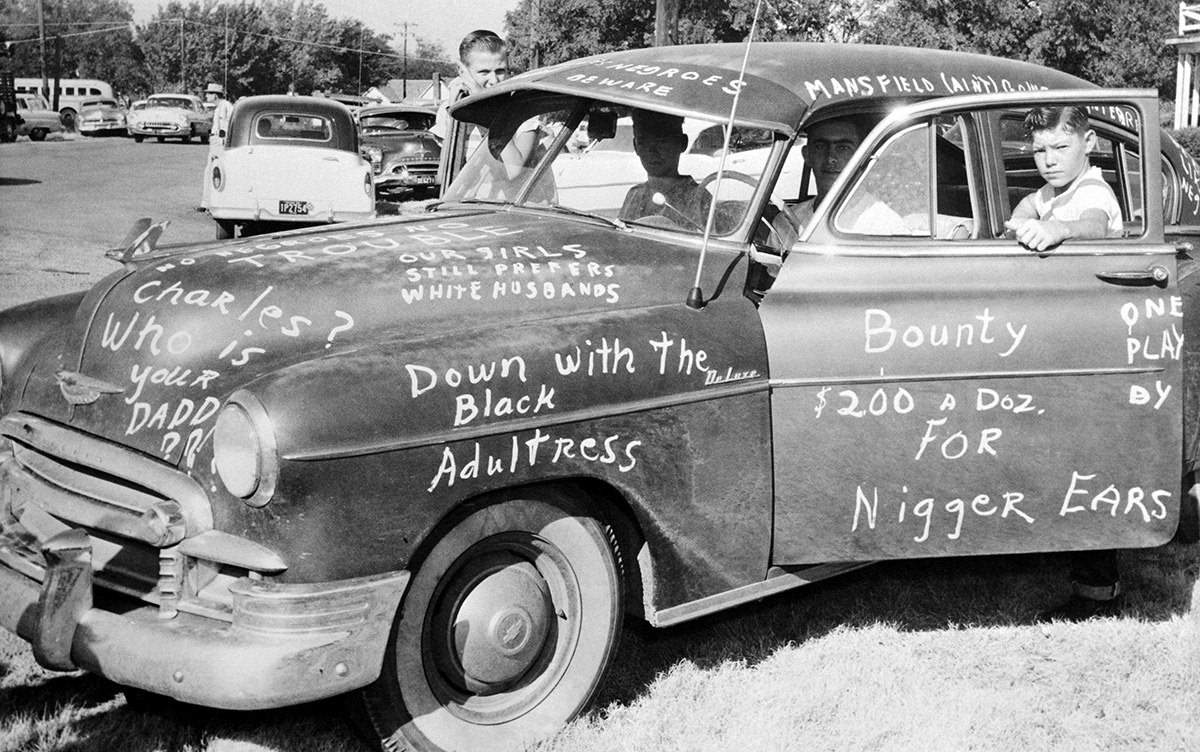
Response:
[14,209,704,464]
[140,106,190,118]
[361,131,440,156]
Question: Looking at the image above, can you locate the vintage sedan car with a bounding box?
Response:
[1,43,1199,752]
[128,93,212,143]
[76,97,127,136]
[14,93,64,141]
[204,95,375,238]
[358,103,442,198]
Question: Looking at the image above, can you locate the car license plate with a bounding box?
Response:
[279,200,311,215]
[412,175,435,184]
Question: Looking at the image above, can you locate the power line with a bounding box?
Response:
[5,25,131,44]
[149,16,447,65]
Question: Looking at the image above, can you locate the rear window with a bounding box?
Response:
[254,113,333,142]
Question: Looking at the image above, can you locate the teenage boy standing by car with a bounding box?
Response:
[1004,105,1124,620]
[433,29,509,140]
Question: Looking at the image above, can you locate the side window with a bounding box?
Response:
[836,116,976,240]
[999,109,1143,239]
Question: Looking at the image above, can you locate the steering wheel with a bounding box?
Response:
[696,170,769,238]
[697,169,760,194]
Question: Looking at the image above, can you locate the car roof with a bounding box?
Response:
[230,94,356,120]
[453,42,1094,136]
[359,104,436,116]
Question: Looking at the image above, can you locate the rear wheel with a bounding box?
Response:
[214,219,236,240]
[29,128,47,141]
[133,134,144,143]
[358,488,623,752]
[0,120,15,142]
[156,136,164,143]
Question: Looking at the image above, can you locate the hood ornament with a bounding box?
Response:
[55,370,124,405]
[105,218,170,265]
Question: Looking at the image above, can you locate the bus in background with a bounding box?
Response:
[13,77,114,127]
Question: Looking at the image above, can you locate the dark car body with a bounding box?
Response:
[77,97,127,136]
[358,104,441,197]
[1,42,1199,752]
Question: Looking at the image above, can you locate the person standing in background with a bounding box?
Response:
[200,83,234,209]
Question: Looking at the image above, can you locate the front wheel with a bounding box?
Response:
[358,489,623,752]
[133,134,144,143]
[214,219,236,240]
[29,128,47,141]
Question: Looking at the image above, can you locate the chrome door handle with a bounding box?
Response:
[1095,266,1169,286]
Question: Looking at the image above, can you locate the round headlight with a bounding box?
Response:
[212,393,277,505]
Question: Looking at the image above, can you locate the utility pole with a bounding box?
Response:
[654,0,680,47]
[531,0,541,69]
[395,21,416,99]
[179,17,185,91]
[37,0,47,101]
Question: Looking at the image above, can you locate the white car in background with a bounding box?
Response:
[14,94,64,141]
[204,95,375,238]
[128,93,212,143]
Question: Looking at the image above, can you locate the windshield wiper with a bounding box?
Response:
[543,203,628,230]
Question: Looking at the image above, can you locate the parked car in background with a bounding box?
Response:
[358,103,441,198]
[76,97,127,136]
[204,95,375,238]
[128,93,212,143]
[14,93,63,141]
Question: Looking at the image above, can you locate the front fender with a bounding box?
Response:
[0,292,87,412]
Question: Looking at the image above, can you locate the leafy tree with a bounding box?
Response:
[2,0,147,98]
[861,0,1178,94]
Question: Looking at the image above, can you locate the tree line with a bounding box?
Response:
[1,0,456,99]
[2,0,1181,100]
[504,0,1180,96]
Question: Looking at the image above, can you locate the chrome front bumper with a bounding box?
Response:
[0,534,407,708]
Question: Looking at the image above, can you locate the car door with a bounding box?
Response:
[761,90,1183,563]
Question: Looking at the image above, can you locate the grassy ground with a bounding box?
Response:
[0,543,1196,752]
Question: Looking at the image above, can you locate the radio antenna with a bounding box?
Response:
[686,0,765,310]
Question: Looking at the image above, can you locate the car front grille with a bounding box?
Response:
[0,413,225,617]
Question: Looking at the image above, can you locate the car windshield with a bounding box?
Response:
[360,111,435,132]
[149,97,193,109]
[443,95,778,237]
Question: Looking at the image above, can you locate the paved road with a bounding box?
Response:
[1,134,215,307]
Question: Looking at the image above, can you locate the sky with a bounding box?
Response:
[126,0,523,61]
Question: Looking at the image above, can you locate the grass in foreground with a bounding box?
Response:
[1,543,1196,752]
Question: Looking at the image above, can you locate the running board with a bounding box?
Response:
[650,561,873,628]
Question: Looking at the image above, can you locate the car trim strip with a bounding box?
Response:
[284,380,769,461]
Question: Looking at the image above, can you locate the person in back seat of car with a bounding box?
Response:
[1005,105,1123,252]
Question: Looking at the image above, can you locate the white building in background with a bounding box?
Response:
[363,77,448,106]
[1169,2,1200,128]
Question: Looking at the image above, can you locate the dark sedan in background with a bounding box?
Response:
[77,97,128,136]
[357,103,441,198]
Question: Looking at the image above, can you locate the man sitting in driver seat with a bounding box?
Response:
[620,109,711,227]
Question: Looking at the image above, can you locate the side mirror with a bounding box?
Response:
[588,110,617,141]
